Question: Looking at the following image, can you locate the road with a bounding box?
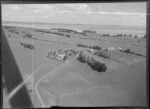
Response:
[4,63,46,103]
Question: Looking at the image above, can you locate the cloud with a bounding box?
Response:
[55,10,146,16]
[25,4,57,10]
[9,5,22,10]
[2,4,146,26]
[55,3,92,12]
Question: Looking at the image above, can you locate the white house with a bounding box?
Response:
[117,47,124,51]
[87,48,95,53]
[107,47,117,51]
[57,53,66,60]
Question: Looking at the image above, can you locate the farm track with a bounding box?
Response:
[40,78,93,106]
[35,56,79,107]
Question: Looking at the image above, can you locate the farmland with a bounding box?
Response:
[2,24,146,107]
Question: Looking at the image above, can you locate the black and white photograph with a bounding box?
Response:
[2,2,147,108]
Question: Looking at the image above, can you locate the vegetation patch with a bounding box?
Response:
[23,33,32,38]
[77,44,103,51]
[20,42,35,50]
[35,29,71,38]
[77,52,107,72]
[7,30,16,33]
[4,26,16,29]
[119,48,145,57]
[94,50,110,59]
[77,44,88,48]
[89,45,102,50]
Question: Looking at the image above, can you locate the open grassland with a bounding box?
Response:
[3,25,146,107]
[59,60,146,106]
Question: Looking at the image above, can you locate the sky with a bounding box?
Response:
[2,2,146,26]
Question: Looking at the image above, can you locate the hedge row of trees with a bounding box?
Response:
[120,48,144,57]
[94,50,110,59]
[20,42,35,49]
[4,26,16,29]
[77,44,102,51]
[99,33,138,38]
[7,30,19,34]
[111,34,133,38]
[75,32,86,36]
[23,33,32,38]
[51,32,71,38]
[76,44,88,48]
[36,29,71,38]
[64,49,79,56]
[57,28,77,33]
[89,46,102,50]
[101,34,110,37]
[77,52,107,72]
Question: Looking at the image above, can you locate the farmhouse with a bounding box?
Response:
[117,47,124,51]
[57,52,66,60]
[87,48,95,53]
[107,47,118,51]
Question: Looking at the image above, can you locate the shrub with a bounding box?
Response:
[77,44,88,48]
[26,33,32,37]
[21,42,35,49]
[134,35,138,38]
[89,45,102,50]
[99,63,107,71]
[79,32,86,36]
[24,44,35,49]
[65,34,71,38]
[78,52,87,63]
[20,42,24,46]
[128,34,132,37]
[65,49,79,56]
[15,32,19,34]
[120,48,144,57]
[52,32,64,36]
[86,56,95,66]
[24,33,32,38]
[70,49,79,55]
[63,55,68,60]
[135,53,142,56]
[94,50,110,59]
[123,48,131,53]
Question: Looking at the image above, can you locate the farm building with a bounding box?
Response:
[107,47,118,51]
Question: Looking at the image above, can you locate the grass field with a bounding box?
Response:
[3,25,147,107]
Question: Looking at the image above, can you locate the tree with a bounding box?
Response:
[124,48,131,53]
[134,35,138,38]
[63,55,68,60]
[77,53,107,72]
[25,33,32,38]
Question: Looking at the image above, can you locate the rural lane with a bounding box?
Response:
[35,56,79,107]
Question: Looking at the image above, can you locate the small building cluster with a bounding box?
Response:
[47,49,79,61]
[106,47,124,52]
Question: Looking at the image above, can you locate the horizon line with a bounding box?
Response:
[2,20,146,28]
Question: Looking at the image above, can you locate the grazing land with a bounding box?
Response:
[2,24,146,107]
